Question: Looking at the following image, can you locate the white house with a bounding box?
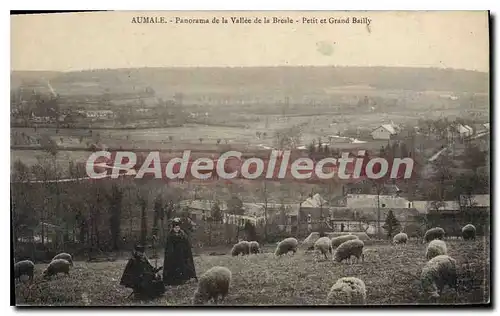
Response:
[448,124,473,139]
[371,124,398,140]
[412,194,490,214]
[86,110,115,119]
[346,194,413,209]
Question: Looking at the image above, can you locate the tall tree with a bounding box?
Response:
[211,202,223,223]
[152,195,164,240]
[464,144,487,174]
[259,181,270,240]
[138,194,148,246]
[383,210,400,240]
[107,184,123,251]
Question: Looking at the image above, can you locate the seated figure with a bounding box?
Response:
[120,244,165,300]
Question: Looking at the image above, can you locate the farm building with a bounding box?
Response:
[412,194,490,214]
[416,194,491,237]
[178,199,228,222]
[342,182,402,195]
[371,124,398,140]
[178,199,299,231]
[473,123,488,135]
[85,110,115,119]
[346,194,414,209]
[447,123,474,140]
[299,193,329,221]
[327,206,422,236]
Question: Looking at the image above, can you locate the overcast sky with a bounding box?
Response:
[11,11,489,72]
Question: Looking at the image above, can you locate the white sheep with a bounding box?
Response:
[52,252,73,266]
[393,232,408,244]
[275,237,299,257]
[462,224,476,240]
[331,235,359,248]
[14,260,35,282]
[231,241,250,256]
[302,232,320,251]
[192,266,232,305]
[43,258,71,278]
[421,255,458,299]
[314,236,333,260]
[423,227,445,243]
[326,277,367,305]
[426,240,447,260]
[333,239,364,264]
[249,241,260,254]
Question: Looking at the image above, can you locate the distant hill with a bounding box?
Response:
[10,71,61,88]
[11,66,489,95]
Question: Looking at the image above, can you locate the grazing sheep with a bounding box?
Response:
[393,232,408,244]
[192,266,231,305]
[426,240,447,260]
[314,237,333,260]
[326,277,367,305]
[423,227,445,243]
[421,255,458,299]
[462,224,476,241]
[14,260,35,282]
[334,239,364,264]
[52,252,73,266]
[43,259,71,278]
[302,232,320,251]
[349,232,371,241]
[327,232,370,240]
[249,241,260,254]
[231,241,250,256]
[275,237,299,257]
[331,235,359,249]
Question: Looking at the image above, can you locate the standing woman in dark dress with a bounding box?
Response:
[163,218,197,286]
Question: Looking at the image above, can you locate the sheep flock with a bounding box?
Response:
[14,223,487,305]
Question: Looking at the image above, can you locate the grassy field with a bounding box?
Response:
[14,239,489,306]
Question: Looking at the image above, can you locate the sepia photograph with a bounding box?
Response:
[10,10,490,307]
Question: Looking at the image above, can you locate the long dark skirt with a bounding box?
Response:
[163,230,197,286]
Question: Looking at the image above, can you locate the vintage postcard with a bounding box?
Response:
[11,11,490,306]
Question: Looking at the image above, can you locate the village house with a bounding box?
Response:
[326,193,423,235]
[412,194,490,214]
[179,199,301,233]
[473,123,488,135]
[178,200,228,222]
[346,194,413,209]
[371,124,398,140]
[299,193,329,221]
[85,110,115,119]
[447,123,474,140]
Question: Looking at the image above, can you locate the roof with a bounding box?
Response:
[242,203,264,215]
[413,195,490,213]
[243,202,300,216]
[181,200,300,216]
[179,200,228,212]
[452,124,474,134]
[372,124,397,135]
[346,194,412,209]
[329,207,421,221]
[301,193,328,208]
[464,194,490,207]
